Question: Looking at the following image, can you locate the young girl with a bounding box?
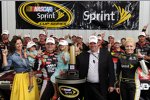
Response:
[51,40,70,83]
[50,40,70,100]
[26,41,38,92]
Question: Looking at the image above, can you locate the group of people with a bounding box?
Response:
[0,25,149,100]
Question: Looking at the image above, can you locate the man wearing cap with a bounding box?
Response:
[76,35,89,52]
[76,35,115,100]
[136,32,150,100]
[38,30,47,52]
[35,37,58,100]
[136,32,150,68]
[70,35,77,45]
[97,36,104,49]
[23,34,31,49]
[0,30,10,72]
[142,24,150,42]
[108,35,115,52]
[97,33,108,48]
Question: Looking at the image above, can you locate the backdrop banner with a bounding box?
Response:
[16,1,139,30]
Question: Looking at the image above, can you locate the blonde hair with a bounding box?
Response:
[124,38,136,46]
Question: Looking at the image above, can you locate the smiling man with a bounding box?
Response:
[76,35,115,100]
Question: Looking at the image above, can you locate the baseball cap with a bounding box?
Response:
[97,36,102,40]
[71,35,76,38]
[108,34,114,38]
[77,35,83,39]
[115,40,120,43]
[24,34,31,38]
[59,40,68,46]
[46,37,55,44]
[139,32,146,37]
[39,30,46,35]
[27,41,36,49]
[2,30,9,35]
[89,35,98,43]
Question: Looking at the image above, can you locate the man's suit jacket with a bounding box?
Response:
[76,48,115,95]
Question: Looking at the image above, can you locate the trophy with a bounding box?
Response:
[67,45,79,78]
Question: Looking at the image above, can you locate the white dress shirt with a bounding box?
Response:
[87,50,100,83]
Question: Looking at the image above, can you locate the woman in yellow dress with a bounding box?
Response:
[2,36,39,100]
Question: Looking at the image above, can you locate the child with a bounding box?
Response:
[50,40,70,100]
[26,41,38,92]
[51,40,70,82]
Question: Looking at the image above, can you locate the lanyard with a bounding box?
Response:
[91,53,99,60]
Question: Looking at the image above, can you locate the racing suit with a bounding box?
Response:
[116,53,148,100]
[36,51,57,100]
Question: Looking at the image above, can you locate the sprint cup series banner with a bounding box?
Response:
[16,1,139,30]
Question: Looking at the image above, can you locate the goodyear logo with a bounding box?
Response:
[83,3,131,27]
[19,2,74,28]
[59,86,79,98]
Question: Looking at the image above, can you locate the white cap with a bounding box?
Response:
[39,30,46,35]
[71,35,76,37]
[2,30,9,35]
[46,37,55,44]
[139,32,146,36]
[27,41,36,49]
[115,40,120,43]
[24,34,31,38]
[59,40,68,46]
[89,35,98,43]
[97,36,102,40]
[77,35,83,39]
[108,34,114,38]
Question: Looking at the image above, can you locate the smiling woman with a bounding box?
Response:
[2,36,39,100]
[116,39,148,100]
[124,40,135,54]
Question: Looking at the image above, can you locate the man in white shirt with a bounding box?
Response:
[76,35,115,100]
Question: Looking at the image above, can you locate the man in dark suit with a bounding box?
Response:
[76,35,115,100]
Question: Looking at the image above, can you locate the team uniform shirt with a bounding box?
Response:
[37,42,46,52]
[117,53,140,80]
[37,51,57,79]
[136,42,150,68]
[37,51,58,100]
[116,53,148,100]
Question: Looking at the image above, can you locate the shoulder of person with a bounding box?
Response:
[77,51,89,57]
[100,48,109,53]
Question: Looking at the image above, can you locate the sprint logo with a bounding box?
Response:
[83,4,132,26]
[114,4,132,26]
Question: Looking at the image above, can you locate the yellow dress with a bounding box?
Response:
[10,73,39,100]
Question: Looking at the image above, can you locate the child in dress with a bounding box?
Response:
[51,40,70,82]
[26,41,38,92]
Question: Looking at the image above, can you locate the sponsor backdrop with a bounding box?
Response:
[16,1,139,30]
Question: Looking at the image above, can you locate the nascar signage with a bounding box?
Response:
[16,1,139,30]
